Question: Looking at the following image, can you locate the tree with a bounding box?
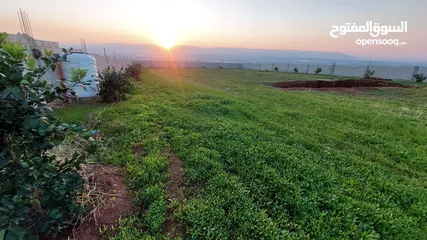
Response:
[413,73,427,82]
[315,67,322,74]
[293,67,299,74]
[364,70,375,79]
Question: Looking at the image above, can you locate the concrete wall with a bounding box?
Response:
[7,33,61,54]
[7,33,61,86]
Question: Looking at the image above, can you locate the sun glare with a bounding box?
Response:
[157,31,176,49]
[130,0,207,49]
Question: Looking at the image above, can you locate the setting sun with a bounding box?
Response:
[157,31,175,49]
[128,0,207,49]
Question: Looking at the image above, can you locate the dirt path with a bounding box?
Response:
[163,150,186,238]
[73,164,135,240]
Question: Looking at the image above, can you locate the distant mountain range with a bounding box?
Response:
[66,43,357,62]
[61,43,417,66]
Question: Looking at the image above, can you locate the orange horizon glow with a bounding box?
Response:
[1,0,426,61]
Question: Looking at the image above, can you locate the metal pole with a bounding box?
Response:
[113,52,118,68]
[19,9,28,36]
[103,48,109,65]
[329,61,336,75]
[17,11,24,33]
[26,12,33,37]
[83,39,87,53]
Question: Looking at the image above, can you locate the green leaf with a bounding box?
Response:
[70,67,88,83]
[0,87,12,98]
[26,57,37,70]
[37,124,53,136]
[20,162,29,168]
[0,158,9,168]
[28,90,39,101]
[43,48,52,57]
[11,87,22,100]
[0,229,5,240]
[0,32,8,45]
[2,42,27,61]
[23,116,42,129]
[5,225,26,240]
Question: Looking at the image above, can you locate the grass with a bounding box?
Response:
[55,69,427,239]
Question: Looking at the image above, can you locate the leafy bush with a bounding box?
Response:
[125,63,142,80]
[273,66,279,72]
[315,67,322,74]
[413,73,426,82]
[99,67,132,103]
[0,33,90,238]
[293,67,298,74]
[364,69,375,78]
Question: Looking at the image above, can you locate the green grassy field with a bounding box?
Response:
[56,69,427,239]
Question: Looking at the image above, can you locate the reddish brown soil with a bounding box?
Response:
[133,143,144,159]
[163,150,186,238]
[74,164,134,240]
[46,99,69,109]
[272,79,408,89]
[360,77,392,81]
[282,87,382,93]
[41,164,135,240]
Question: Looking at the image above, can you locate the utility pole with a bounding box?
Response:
[104,48,109,65]
[113,52,118,68]
[306,61,310,74]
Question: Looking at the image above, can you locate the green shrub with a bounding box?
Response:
[293,67,298,74]
[99,67,132,102]
[413,73,426,82]
[125,63,142,80]
[364,69,375,78]
[315,67,322,74]
[273,66,279,72]
[0,32,90,238]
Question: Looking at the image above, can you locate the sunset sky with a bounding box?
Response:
[1,0,426,61]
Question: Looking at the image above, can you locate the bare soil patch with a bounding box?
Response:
[40,163,135,240]
[46,99,69,109]
[272,79,409,90]
[133,143,144,159]
[163,150,186,238]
